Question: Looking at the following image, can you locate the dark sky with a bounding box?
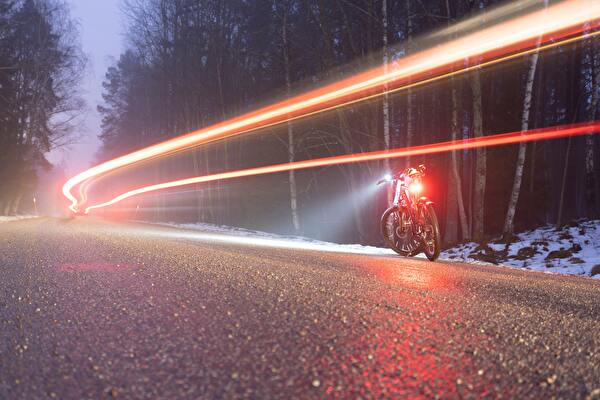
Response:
[48,0,123,174]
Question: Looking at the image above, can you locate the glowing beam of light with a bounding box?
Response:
[63,0,600,212]
[84,122,600,214]
[103,224,397,256]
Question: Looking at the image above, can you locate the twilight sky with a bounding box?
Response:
[48,0,123,174]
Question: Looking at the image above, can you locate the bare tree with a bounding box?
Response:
[279,0,301,232]
[470,69,485,240]
[444,0,469,243]
[503,0,548,236]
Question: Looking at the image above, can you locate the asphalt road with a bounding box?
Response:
[0,217,599,399]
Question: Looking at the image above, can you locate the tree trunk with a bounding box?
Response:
[405,0,414,165]
[215,23,230,223]
[3,197,12,216]
[192,149,203,223]
[470,70,486,240]
[382,0,392,202]
[557,40,583,228]
[282,5,301,232]
[503,0,548,235]
[444,0,469,243]
[556,137,573,229]
[450,85,470,240]
[585,38,600,216]
[528,67,546,226]
[503,52,540,235]
[444,171,458,244]
[10,191,23,215]
[347,167,367,242]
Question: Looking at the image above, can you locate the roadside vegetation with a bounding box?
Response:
[0,0,85,215]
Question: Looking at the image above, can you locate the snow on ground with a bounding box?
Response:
[147,221,397,256]
[144,220,600,279]
[443,220,600,279]
[0,215,38,223]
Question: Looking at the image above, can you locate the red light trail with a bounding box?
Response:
[84,122,600,214]
[63,0,600,213]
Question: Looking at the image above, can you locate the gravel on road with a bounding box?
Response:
[0,217,599,399]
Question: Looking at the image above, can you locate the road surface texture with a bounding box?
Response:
[0,217,599,399]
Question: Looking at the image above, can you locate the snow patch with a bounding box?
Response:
[442,220,600,278]
[0,215,38,223]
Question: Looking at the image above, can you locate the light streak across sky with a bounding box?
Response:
[84,122,600,213]
[63,0,600,212]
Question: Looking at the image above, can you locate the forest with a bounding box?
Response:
[2,0,599,247]
[93,0,600,246]
[0,0,84,216]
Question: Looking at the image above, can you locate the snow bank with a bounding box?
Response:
[443,220,600,279]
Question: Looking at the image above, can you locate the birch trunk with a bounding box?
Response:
[282,6,301,232]
[444,0,469,242]
[503,0,547,235]
[503,52,540,235]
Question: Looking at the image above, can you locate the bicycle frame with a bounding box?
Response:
[392,173,423,230]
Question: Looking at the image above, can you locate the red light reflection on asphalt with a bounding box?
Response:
[308,255,505,398]
[365,259,454,291]
[313,290,493,398]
